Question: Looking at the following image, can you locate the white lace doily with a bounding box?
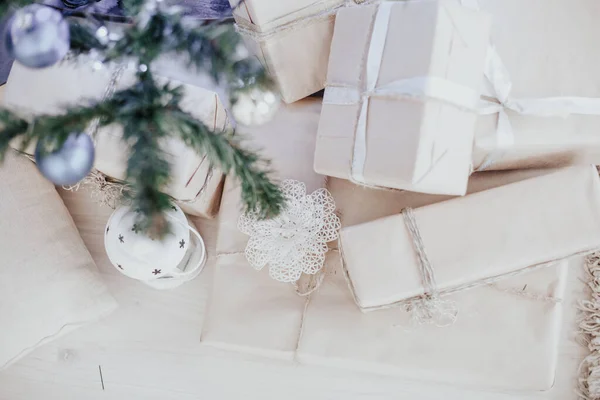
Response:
[238,180,341,283]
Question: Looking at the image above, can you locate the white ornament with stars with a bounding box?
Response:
[104,204,206,290]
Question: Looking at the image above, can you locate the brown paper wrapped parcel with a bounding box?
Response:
[471,0,600,170]
[202,140,570,390]
[201,99,325,357]
[341,165,600,311]
[297,251,568,391]
[232,0,347,103]
[3,61,227,218]
[314,0,491,195]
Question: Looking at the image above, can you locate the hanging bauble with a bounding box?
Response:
[35,132,95,186]
[5,4,70,69]
[231,88,280,126]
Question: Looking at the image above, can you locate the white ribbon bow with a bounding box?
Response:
[461,0,600,170]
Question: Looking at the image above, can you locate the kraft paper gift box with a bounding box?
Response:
[201,143,567,376]
[470,0,600,170]
[200,99,325,357]
[3,61,228,218]
[296,253,568,391]
[231,0,349,103]
[313,0,491,196]
[296,173,568,392]
[340,166,600,312]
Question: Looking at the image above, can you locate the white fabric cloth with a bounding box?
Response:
[0,153,117,370]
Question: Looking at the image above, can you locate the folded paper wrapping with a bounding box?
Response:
[3,61,228,218]
[311,173,568,391]
[313,1,491,195]
[471,0,600,170]
[232,0,346,103]
[341,166,600,311]
[316,176,570,392]
[201,99,325,355]
[203,165,570,390]
[297,254,568,391]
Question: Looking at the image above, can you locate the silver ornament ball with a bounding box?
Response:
[232,88,280,126]
[35,132,95,186]
[5,4,70,69]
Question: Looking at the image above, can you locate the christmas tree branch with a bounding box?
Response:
[0,68,283,234]
[0,109,28,160]
[0,0,285,237]
[165,108,284,219]
[0,0,32,17]
[69,19,108,55]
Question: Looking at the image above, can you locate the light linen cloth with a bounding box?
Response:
[0,153,117,370]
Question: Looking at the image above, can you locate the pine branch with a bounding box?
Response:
[0,0,285,238]
[0,0,31,17]
[69,19,108,55]
[165,108,284,219]
[112,71,177,236]
[121,116,173,237]
[0,109,28,160]
[0,100,116,156]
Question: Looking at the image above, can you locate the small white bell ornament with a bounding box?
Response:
[104,204,206,290]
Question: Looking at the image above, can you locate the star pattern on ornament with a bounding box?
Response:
[118,234,124,243]
[179,239,185,249]
[131,224,140,234]
[152,269,162,275]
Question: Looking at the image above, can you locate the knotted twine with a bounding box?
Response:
[400,208,458,326]
[577,252,600,400]
[338,206,597,326]
[234,0,371,43]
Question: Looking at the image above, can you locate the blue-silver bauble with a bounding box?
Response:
[5,4,70,69]
[35,133,95,186]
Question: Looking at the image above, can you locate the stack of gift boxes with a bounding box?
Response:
[4,58,229,218]
[4,0,600,392]
[201,0,600,392]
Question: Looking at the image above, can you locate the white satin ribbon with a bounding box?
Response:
[462,0,600,170]
[323,2,479,184]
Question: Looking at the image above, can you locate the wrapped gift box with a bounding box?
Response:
[471,0,600,170]
[3,61,228,218]
[297,253,568,391]
[202,162,570,390]
[200,99,325,355]
[231,0,346,103]
[341,166,600,311]
[314,0,491,195]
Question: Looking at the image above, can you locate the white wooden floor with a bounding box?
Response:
[0,86,590,399]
